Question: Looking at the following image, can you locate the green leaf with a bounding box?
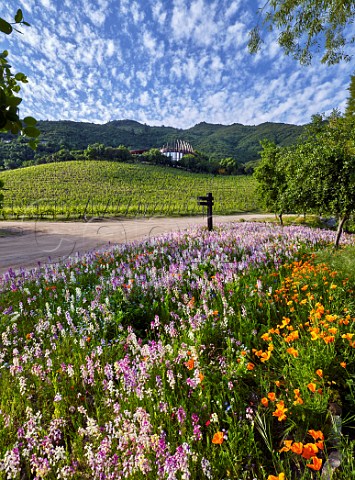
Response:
[15,72,27,82]
[11,124,20,134]
[0,88,6,105]
[23,126,40,138]
[6,110,20,122]
[0,110,6,128]
[14,9,23,23]
[23,116,37,126]
[22,21,31,27]
[0,18,13,35]
[28,139,38,150]
[6,96,22,107]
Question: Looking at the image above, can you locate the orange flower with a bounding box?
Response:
[261,333,273,342]
[307,382,316,393]
[267,474,285,480]
[302,443,319,459]
[310,330,320,341]
[279,440,293,453]
[212,431,224,444]
[261,397,269,407]
[246,362,255,370]
[260,350,272,362]
[185,359,195,370]
[268,392,276,401]
[286,347,298,358]
[308,430,324,441]
[306,456,322,470]
[272,401,288,422]
[327,327,337,335]
[323,335,335,344]
[290,442,303,455]
[199,372,204,383]
[188,297,196,308]
[285,330,299,342]
[315,369,323,378]
[340,361,347,368]
[342,333,354,341]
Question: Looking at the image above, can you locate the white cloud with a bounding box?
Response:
[1,0,353,130]
[131,1,145,24]
[151,1,167,24]
[39,0,56,11]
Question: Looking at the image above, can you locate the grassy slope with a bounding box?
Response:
[0,161,259,218]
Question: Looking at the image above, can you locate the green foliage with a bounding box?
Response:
[0,9,40,147]
[345,74,355,120]
[248,0,355,65]
[253,140,288,222]
[0,120,303,170]
[254,103,355,245]
[0,161,259,219]
[284,112,355,220]
[0,179,3,209]
[219,157,238,175]
[142,148,168,165]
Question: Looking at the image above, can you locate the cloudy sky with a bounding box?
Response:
[2,0,354,129]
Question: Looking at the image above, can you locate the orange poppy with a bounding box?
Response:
[290,442,303,455]
[308,430,324,441]
[212,431,224,444]
[185,359,195,370]
[301,443,319,459]
[306,456,322,470]
[307,382,316,393]
[267,473,285,480]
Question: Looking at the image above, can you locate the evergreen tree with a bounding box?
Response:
[345,74,355,119]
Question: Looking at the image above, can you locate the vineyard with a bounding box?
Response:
[0,161,260,219]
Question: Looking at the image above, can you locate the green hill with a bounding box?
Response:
[0,161,259,219]
[0,119,303,170]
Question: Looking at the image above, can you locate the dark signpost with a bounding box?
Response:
[197,192,214,231]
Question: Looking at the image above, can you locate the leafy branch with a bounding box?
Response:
[0,8,40,149]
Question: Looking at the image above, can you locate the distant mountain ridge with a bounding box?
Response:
[34,119,303,163]
[0,119,304,171]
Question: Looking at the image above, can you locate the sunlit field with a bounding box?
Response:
[0,161,259,219]
[0,222,354,479]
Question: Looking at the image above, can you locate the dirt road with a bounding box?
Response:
[0,214,274,275]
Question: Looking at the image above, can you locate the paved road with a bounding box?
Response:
[0,214,275,275]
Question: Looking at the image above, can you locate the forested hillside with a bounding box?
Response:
[0,119,303,170]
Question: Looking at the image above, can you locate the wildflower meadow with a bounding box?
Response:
[0,222,354,479]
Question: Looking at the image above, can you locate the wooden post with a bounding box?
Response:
[197,192,214,231]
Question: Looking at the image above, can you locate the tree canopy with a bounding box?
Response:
[254,109,355,246]
[248,0,355,65]
[0,9,40,147]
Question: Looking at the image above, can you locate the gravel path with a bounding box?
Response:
[0,214,275,275]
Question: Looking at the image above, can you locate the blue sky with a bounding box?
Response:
[2,0,354,129]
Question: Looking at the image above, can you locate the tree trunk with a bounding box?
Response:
[278,213,283,226]
[334,215,348,249]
